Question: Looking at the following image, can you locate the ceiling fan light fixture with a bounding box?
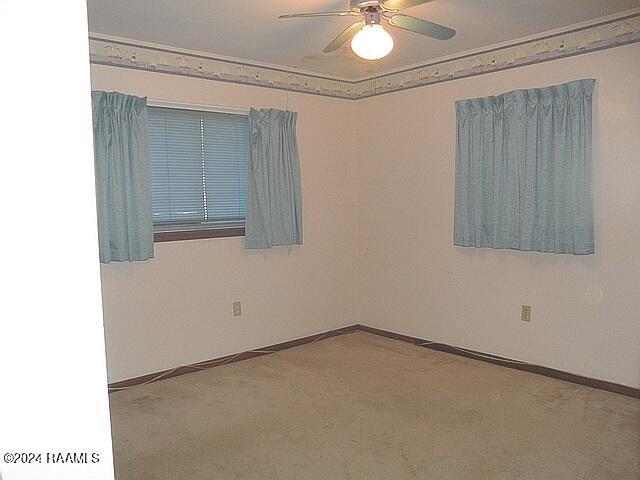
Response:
[350,24,394,60]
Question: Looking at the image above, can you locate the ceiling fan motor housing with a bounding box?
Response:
[351,0,384,10]
[352,0,385,25]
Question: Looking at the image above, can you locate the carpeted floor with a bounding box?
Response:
[109,331,639,479]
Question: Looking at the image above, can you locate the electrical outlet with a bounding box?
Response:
[521,305,532,322]
[233,301,242,317]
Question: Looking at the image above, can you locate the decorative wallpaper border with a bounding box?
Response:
[89,36,357,100]
[354,12,640,98]
[89,11,640,101]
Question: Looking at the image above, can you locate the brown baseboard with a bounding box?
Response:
[108,323,639,399]
[108,325,357,393]
[357,324,640,399]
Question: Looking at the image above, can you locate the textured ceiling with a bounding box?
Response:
[86,0,640,79]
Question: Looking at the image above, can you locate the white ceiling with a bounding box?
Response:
[86,0,639,79]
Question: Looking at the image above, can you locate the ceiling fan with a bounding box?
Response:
[278,0,455,60]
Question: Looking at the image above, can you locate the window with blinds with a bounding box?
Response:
[148,106,249,233]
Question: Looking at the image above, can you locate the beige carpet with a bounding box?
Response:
[109,331,639,479]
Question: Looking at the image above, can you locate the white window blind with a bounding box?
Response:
[148,106,249,231]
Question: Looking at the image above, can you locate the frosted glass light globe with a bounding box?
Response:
[351,24,394,60]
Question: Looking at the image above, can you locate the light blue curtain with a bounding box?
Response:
[92,91,154,263]
[454,79,595,255]
[245,108,303,249]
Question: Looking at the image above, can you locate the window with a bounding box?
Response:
[148,106,249,241]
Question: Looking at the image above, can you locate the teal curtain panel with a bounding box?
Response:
[454,79,595,254]
[245,108,303,249]
[92,91,154,263]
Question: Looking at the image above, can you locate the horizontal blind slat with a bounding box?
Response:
[202,110,249,221]
[148,106,249,229]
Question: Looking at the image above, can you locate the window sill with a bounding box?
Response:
[154,227,245,243]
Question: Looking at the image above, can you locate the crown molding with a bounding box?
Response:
[89,9,640,101]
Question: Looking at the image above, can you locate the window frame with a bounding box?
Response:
[147,100,249,243]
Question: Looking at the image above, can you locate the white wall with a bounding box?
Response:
[356,43,640,388]
[91,66,357,382]
[1,2,114,479]
[93,43,639,390]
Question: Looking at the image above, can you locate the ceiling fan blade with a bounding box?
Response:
[387,14,455,40]
[323,22,364,53]
[381,0,432,11]
[279,11,356,19]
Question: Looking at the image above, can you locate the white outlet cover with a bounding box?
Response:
[584,286,603,305]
